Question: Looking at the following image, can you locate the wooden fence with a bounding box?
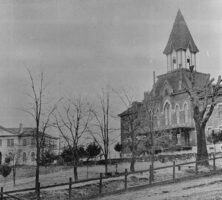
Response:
[1,155,222,200]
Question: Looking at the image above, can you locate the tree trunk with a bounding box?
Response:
[73,164,78,181]
[104,154,108,174]
[35,131,40,194]
[196,122,209,166]
[130,152,135,172]
[13,165,16,186]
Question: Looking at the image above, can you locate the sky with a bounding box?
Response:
[0,0,222,142]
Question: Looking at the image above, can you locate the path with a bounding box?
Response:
[96,173,222,200]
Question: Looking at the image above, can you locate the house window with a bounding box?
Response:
[23,139,27,146]
[31,152,35,162]
[218,105,222,118]
[9,152,12,159]
[156,108,160,127]
[173,57,176,69]
[164,102,171,126]
[23,152,27,163]
[31,138,35,146]
[7,139,14,147]
[175,105,180,124]
[0,139,2,146]
[184,103,188,123]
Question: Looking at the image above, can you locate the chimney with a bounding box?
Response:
[19,123,23,134]
[153,71,156,86]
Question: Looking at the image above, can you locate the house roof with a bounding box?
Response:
[163,10,199,55]
[0,126,58,139]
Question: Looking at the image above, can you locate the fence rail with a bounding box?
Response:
[1,155,222,200]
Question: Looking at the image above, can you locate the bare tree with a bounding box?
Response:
[54,97,91,181]
[22,70,57,197]
[142,95,156,169]
[6,147,21,186]
[114,88,143,172]
[184,66,222,165]
[89,89,115,175]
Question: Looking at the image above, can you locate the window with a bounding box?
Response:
[0,139,2,146]
[23,152,27,163]
[9,152,12,159]
[23,139,27,146]
[164,102,171,126]
[175,105,180,124]
[184,103,188,123]
[218,104,222,118]
[156,108,160,127]
[31,138,35,146]
[173,57,176,69]
[31,152,35,162]
[7,139,14,147]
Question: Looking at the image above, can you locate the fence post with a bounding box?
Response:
[124,169,128,190]
[0,187,3,200]
[69,177,72,199]
[99,173,102,194]
[149,165,153,184]
[213,154,216,171]
[37,182,40,200]
[173,161,175,181]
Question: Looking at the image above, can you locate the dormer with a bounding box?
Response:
[162,80,173,96]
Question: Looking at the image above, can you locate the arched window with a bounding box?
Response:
[164,102,171,126]
[184,103,188,123]
[156,108,160,127]
[31,152,35,162]
[173,57,176,69]
[175,104,180,124]
[148,110,153,129]
[23,152,27,163]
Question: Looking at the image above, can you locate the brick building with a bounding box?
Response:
[119,10,222,157]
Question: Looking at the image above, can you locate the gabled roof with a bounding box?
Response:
[163,10,199,55]
[118,101,142,117]
[0,126,58,139]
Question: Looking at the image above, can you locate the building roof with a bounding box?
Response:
[153,68,210,97]
[0,126,58,139]
[118,101,142,117]
[163,10,199,55]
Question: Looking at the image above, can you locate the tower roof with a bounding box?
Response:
[163,10,199,55]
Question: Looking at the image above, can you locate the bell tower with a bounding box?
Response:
[163,10,199,72]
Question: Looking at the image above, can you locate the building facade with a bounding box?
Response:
[119,10,222,156]
[0,123,58,165]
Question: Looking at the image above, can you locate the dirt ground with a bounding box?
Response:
[95,173,222,200]
[2,158,222,199]
[0,160,184,191]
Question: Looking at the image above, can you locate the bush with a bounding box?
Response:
[0,165,12,177]
[5,156,11,164]
[40,150,57,166]
[56,156,64,165]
